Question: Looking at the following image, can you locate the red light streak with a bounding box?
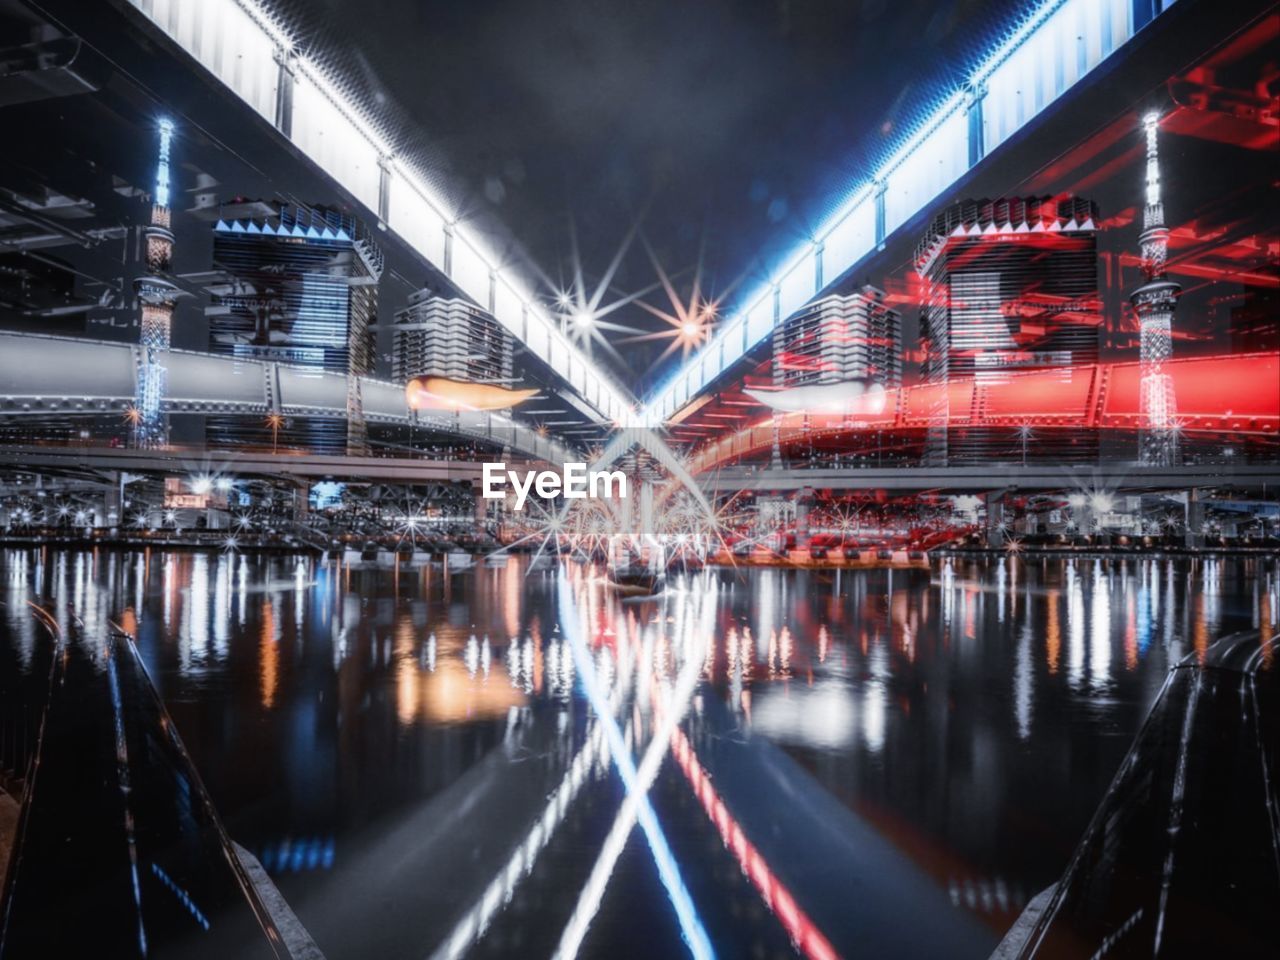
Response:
[668,727,841,960]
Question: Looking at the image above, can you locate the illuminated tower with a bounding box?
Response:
[1130,111,1180,466]
[132,118,178,449]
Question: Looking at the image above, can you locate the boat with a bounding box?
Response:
[605,569,664,597]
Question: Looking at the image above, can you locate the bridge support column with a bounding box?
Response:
[794,487,814,549]
[474,487,488,532]
[1185,489,1205,548]
[273,48,296,138]
[965,81,987,167]
[102,473,123,529]
[292,481,310,524]
[985,492,1006,548]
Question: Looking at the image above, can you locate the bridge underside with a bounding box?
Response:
[663,3,1278,492]
[0,333,572,465]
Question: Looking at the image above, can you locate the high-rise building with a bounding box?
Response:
[772,286,900,390]
[915,196,1101,464]
[1130,112,1180,466]
[205,203,383,453]
[132,117,178,449]
[388,287,513,385]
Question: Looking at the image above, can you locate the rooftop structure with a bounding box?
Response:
[389,288,513,386]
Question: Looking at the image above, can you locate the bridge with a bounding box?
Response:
[1,0,1274,535]
[640,0,1206,427]
[116,0,1222,436]
[687,353,1280,476]
[6,442,1275,498]
[118,0,639,430]
[0,332,574,466]
[702,463,1280,495]
[5,336,1275,491]
[0,444,506,484]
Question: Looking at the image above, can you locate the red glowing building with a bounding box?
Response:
[915,196,1101,464]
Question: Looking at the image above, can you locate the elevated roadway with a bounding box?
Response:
[0,332,573,466]
[703,462,1280,495]
[687,354,1280,476]
[0,444,504,484]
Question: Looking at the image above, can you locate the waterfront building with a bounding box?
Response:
[205,203,383,454]
[772,286,901,390]
[388,287,513,386]
[914,195,1101,464]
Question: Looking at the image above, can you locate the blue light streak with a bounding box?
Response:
[556,572,714,960]
[107,646,150,957]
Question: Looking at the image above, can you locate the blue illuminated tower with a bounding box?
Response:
[1130,111,1180,466]
[132,118,178,449]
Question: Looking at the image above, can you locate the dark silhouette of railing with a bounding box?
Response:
[0,622,286,959]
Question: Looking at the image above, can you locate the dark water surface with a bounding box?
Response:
[1,549,1275,959]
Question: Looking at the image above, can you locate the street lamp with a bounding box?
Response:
[1018,423,1033,467]
[267,413,284,454]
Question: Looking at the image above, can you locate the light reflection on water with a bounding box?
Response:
[0,548,1276,959]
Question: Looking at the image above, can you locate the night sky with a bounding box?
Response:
[267,0,1025,388]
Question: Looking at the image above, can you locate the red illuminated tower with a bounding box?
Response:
[1130,111,1180,466]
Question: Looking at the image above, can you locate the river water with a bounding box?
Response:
[1,548,1275,959]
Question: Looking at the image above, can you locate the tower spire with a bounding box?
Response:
[1131,111,1180,466]
[132,118,179,449]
